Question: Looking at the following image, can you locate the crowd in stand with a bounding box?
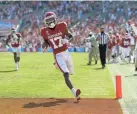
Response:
[0,1,137,49]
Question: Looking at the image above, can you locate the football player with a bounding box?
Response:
[111,33,117,63]
[129,31,135,63]
[40,12,81,101]
[107,34,115,63]
[6,28,22,71]
[120,33,131,64]
[114,32,121,57]
[134,35,137,71]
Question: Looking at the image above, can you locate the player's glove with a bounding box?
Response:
[61,39,69,44]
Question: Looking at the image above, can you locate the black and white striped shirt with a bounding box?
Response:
[96,33,109,45]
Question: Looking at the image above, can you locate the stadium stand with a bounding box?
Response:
[0,1,137,52]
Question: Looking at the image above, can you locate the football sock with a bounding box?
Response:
[71,88,76,97]
[14,53,18,63]
[63,72,73,89]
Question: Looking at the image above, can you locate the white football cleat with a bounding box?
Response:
[76,89,81,101]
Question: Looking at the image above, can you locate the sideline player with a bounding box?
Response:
[120,33,131,64]
[129,31,135,63]
[134,34,137,71]
[110,33,117,63]
[6,27,22,70]
[107,35,115,63]
[40,12,81,101]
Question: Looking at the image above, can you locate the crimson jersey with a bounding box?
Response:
[121,38,130,48]
[115,34,121,45]
[108,39,115,49]
[112,35,117,45]
[118,35,123,45]
[7,33,21,47]
[41,22,68,54]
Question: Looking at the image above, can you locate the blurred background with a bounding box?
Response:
[0,1,137,52]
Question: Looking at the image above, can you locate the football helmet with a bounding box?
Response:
[11,27,16,34]
[44,12,57,28]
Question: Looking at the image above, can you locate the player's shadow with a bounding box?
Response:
[94,68,103,70]
[125,74,137,77]
[80,64,96,67]
[0,70,16,73]
[23,99,68,108]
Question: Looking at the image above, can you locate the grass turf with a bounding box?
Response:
[0,52,115,98]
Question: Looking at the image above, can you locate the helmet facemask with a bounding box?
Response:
[44,16,57,29]
[11,28,16,34]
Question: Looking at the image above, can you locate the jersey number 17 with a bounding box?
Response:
[50,36,63,49]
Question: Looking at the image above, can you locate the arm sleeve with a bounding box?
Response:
[64,23,74,41]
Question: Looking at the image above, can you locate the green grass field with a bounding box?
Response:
[0,52,115,98]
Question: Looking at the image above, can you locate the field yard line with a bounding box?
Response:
[108,65,129,114]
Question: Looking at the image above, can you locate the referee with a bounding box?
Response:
[96,27,109,69]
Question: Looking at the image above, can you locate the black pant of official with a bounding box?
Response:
[99,44,107,68]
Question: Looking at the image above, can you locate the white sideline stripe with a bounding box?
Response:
[114,67,136,114]
[115,64,137,114]
[108,65,129,114]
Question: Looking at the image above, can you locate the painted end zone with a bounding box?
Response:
[0,53,123,114]
[0,98,123,114]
